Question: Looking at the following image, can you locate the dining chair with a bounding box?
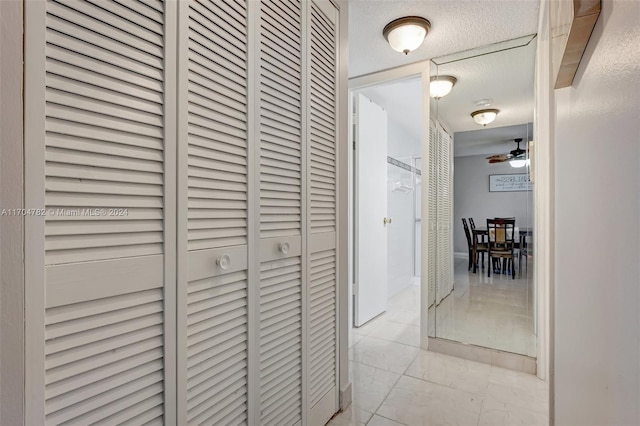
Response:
[518,234,531,278]
[494,217,520,270]
[495,217,531,277]
[462,218,473,271]
[487,218,517,279]
[468,218,487,272]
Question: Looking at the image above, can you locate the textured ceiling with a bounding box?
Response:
[433,37,536,133]
[355,39,536,156]
[349,0,540,77]
[350,1,539,158]
[453,123,533,157]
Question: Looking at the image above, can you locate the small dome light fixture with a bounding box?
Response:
[430,76,457,99]
[509,158,530,168]
[471,108,500,126]
[383,16,431,55]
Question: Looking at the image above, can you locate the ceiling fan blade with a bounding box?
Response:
[488,158,509,164]
[485,154,509,160]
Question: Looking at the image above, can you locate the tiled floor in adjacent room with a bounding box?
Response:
[330,283,548,426]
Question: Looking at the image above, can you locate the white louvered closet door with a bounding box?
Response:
[25,0,173,424]
[27,0,343,424]
[436,124,445,304]
[256,1,305,425]
[444,130,454,295]
[427,123,437,308]
[307,1,340,424]
[436,124,453,303]
[435,124,453,302]
[176,0,250,425]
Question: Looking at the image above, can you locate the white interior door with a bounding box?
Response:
[354,93,388,327]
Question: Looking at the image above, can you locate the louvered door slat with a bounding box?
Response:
[259,0,302,240]
[259,256,302,426]
[45,50,164,264]
[53,0,163,46]
[44,290,165,424]
[309,4,336,233]
[113,0,163,23]
[46,1,163,54]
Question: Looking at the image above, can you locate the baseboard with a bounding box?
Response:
[339,381,352,411]
[428,337,537,375]
[454,251,469,259]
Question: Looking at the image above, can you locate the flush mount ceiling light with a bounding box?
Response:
[383,16,431,55]
[430,76,457,99]
[509,158,530,168]
[471,108,499,126]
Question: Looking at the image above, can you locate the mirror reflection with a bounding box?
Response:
[428,36,536,357]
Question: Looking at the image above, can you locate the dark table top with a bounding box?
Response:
[473,227,533,235]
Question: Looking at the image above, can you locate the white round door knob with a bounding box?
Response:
[216,254,231,270]
[278,242,290,255]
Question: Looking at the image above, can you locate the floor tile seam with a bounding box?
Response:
[367,412,407,426]
[371,315,419,325]
[348,358,404,378]
[400,370,490,400]
[360,333,421,348]
[357,333,422,349]
[365,364,405,419]
[480,395,550,417]
[379,320,420,328]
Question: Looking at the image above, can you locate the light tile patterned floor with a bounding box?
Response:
[330,283,548,426]
[432,258,536,357]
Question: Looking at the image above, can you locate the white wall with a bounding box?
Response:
[453,155,533,254]
[387,118,421,298]
[553,1,640,424]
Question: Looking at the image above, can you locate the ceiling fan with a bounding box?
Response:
[486,138,527,164]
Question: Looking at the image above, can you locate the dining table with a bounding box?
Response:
[472,227,533,274]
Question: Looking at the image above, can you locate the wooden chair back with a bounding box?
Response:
[462,218,472,249]
[487,218,516,249]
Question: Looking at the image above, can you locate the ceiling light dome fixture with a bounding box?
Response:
[471,108,499,126]
[430,76,457,99]
[383,16,431,55]
[509,158,530,168]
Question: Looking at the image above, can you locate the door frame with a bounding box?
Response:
[348,61,432,349]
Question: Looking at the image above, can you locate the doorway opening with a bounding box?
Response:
[350,76,423,336]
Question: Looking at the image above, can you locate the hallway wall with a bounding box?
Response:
[553,0,640,424]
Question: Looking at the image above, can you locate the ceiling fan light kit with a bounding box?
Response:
[471,108,499,126]
[509,158,529,168]
[487,138,529,166]
[430,75,457,99]
[383,16,431,55]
